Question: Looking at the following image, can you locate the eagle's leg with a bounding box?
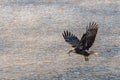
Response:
[67,49,74,56]
[84,56,89,61]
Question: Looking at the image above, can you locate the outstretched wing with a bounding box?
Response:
[62,30,80,47]
[77,22,98,50]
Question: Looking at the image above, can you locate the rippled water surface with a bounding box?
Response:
[0,0,120,80]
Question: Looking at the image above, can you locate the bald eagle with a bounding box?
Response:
[62,22,98,61]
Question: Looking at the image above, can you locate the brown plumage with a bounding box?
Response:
[62,22,99,61]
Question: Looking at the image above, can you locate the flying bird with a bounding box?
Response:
[62,22,98,61]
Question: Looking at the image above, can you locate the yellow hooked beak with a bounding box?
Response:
[67,49,75,56]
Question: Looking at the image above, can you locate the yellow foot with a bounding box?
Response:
[84,56,89,61]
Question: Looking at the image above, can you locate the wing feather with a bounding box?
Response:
[77,22,98,50]
[62,30,80,47]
